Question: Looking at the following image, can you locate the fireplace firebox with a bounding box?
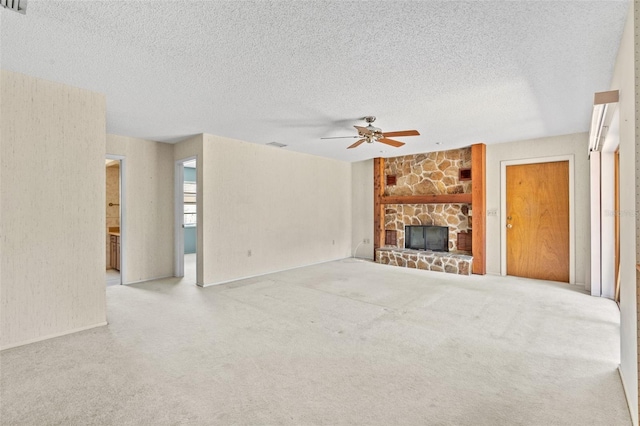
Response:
[405,225,449,252]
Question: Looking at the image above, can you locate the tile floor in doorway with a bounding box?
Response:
[105,269,120,286]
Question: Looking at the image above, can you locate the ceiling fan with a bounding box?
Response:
[321,116,420,149]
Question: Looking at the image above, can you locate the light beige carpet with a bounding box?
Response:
[0,259,630,425]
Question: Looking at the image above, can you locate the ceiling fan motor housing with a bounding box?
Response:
[321,115,419,149]
[362,116,381,135]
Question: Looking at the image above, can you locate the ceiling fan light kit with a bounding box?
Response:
[321,116,420,149]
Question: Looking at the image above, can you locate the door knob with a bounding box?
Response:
[506,223,513,229]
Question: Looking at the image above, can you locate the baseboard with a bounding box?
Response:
[617,365,638,426]
[351,256,374,262]
[199,257,348,288]
[0,321,108,351]
[122,274,174,285]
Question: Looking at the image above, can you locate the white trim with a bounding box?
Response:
[174,156,197,279]
[590,152,601,295]
[600,152,616,299]
[106,154,126,285]
[0,322,108,351]
[500,155,576,284]
[618,366,637,426]
[198,257,347,288]
[174,160,185,278]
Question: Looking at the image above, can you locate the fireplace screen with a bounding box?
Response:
[405,225,449,252]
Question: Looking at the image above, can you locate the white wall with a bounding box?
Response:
[106,134,175,284]
[199,134,352,285]
[0,70,107,349]
[485,133,590,285]
[611,3,638,424]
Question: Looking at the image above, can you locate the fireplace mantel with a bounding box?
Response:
[381,193,472,205]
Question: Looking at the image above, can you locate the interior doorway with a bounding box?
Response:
[614,149,620,303]
[174,157,197,282]
[500,156,575,284]
[105,155,125,285]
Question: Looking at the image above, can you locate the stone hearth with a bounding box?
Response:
[376,247,473,276]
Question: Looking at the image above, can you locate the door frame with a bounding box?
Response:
[500,155,575,284]
[106,154,126,285]
[614,148,620,302]
[174,156,197,278]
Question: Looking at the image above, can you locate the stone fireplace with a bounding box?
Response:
[375,147,474,275]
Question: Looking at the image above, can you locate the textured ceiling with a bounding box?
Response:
[0,1,630,162]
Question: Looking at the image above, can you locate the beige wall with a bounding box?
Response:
[351,160,374,260]
[106,135,174,284]
[0,70,107,349]
[485,133,590,284]
[199,134,352,285]
[610,3,638,424]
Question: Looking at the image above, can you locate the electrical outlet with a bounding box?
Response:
[247,249,252,257]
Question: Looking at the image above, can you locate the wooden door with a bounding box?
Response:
[506,161,569,282]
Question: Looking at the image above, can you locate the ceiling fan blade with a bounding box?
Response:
[378,138,405,147]
[382,130,420,138]
[320,136,359,139]
[354,125,373,135]
[347,139,367,149]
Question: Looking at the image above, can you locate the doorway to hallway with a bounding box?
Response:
[105,155,125,286]
[175,157,198,283]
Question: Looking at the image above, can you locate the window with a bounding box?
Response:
[184,181,196,225]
